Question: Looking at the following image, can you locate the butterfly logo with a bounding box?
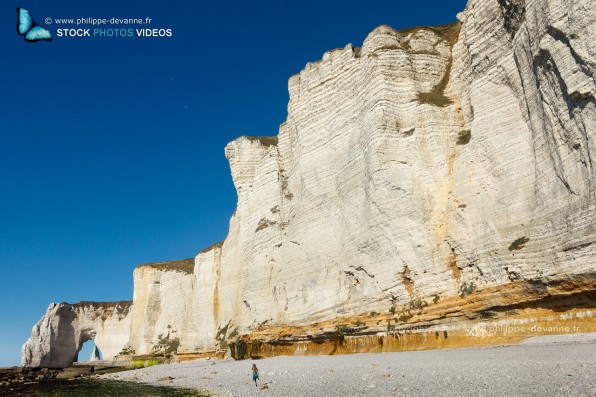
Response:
[16,8,52,42]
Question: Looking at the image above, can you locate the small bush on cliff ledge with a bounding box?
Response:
[409,299,428,310]
[386,320,395,331]
[509,236,530,251]
[398,311,413,322]
[117,346,135,356]
[459,282,476,298]
[457,130,471,145]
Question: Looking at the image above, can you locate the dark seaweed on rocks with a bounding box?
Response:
[0,378,208,397]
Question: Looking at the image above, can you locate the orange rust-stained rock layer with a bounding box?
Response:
[231,278,595,358]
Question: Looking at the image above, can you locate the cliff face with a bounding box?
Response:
[23,0,596,367]
[208,0,596,340]
[219,24,461,331]
[449,0,596,286]
[125,260,196,356]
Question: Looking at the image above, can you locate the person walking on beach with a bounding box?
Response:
[252,363,259,387]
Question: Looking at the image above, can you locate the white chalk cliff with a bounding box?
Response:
[22,302,131,368]
[23,0,595,367]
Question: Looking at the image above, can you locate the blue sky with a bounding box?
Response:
[0,0,468,366]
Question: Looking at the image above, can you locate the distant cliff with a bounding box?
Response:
[23,0,595,368]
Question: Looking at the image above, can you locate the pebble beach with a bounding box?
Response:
[101,333,596,397]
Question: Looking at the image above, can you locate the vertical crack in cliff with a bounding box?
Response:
[546,26,595,80]
[544,26,595,173]
[402,266,415,298]
[447,244,462,284]
[532,45,593,194]
[408,21,466,299]
[510,19,595,198]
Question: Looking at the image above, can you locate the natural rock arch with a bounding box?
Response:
[22,301,132,368]
[79,339,103,362]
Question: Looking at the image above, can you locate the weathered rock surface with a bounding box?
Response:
[22,302,131,368]
[125,259,195,356]
[23,0,595,367]
[0,367,62,387]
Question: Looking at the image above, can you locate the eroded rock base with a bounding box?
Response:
[229,283,596,359]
